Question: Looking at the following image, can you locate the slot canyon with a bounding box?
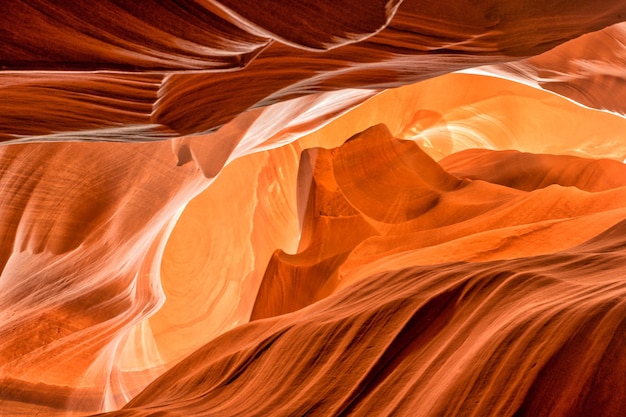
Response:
[2,1,626,416]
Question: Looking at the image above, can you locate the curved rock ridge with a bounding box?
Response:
[251,124,626,320]
[0,73,163,140]
[0,140,211,414]
[479,21,626,116]
[440,149,626,192]
[101,218,626,417]
[3,0,624,72]
[2,1,626,416]
[2,2,626,145]
[0,1,269,72]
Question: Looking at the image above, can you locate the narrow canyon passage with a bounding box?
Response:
[1,1,626,416]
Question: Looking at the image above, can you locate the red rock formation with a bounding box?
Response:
[2,1,626,416]
[440,149,626,192]
[251,125,626,319]
[103,190,626,416]
[479,22,626,116]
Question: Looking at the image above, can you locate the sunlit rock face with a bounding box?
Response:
[1,1,626,416]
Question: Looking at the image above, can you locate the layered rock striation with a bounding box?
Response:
[2,1,626,416]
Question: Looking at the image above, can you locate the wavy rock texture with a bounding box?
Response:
[2,1,626,416]
[477,21,626,116]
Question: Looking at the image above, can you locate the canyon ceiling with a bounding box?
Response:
[1,1,626,416]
